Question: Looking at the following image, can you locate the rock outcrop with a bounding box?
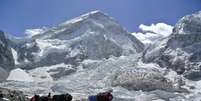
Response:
[0,31,14,71]
[0,87,28,101]
[111,64,174,92]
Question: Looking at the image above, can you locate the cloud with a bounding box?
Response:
[139,23,173,36]
[132,23,173,46]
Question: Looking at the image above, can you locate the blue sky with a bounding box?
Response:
[0,0,201,36]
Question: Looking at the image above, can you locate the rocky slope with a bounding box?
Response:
[0,67,9,82]
[111,64,174,92]
[0,31,14,71]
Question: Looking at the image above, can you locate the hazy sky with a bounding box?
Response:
[0,0,201,36]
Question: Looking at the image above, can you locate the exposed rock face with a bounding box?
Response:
[13,11,144,69]
[143,11,201,80]
[0,31,14,71]
[0,67,9,81]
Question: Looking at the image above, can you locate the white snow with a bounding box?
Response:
[7,68,33,82]
[92,21,105,28]
[2,98,9,101]
[28,63,73,82]
[25,28,46,38]
[24,58,30,63]
[69,48,81,57]
[0,40,5,47]
[81,59,101,64]
[25,42,35,48]
[60,10,102,26]
[35,39,67,57]
[11,48,19,65]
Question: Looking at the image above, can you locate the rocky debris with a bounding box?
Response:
[111,64,175,92]
[0,87,28,101]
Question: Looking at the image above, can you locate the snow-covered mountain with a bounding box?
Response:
[1,10,201,101]
[12,10,144,70]
[143,11,201,80]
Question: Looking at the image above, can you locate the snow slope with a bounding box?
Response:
[7,68,33,82]
[15,10,144,70]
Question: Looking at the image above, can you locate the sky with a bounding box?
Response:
[0,0,201,37]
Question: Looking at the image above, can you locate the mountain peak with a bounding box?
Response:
[85,10,104,15]
[14,10,144,69]
[174,11,201,35]
[59,10,112,26]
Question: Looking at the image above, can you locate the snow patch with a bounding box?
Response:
[25,28,46,37]
[35,39,67,57]
[28,63,73,82]
[60,10,102,26]
[69,48,81,57]
[11,48,19,65]
[7,68,33,82]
